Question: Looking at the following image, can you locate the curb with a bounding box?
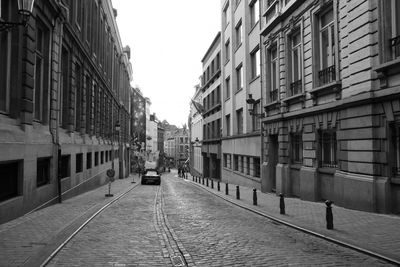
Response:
[187,179,400,266]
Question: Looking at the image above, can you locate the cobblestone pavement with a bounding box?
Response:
[47,171,391,266]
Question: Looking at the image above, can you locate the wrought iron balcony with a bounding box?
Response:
[318,65,336,86]
[390,35,400,59]
[270,89,278,102]
[321,161,338,168]
[290,79,302,96]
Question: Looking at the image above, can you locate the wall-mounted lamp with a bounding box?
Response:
[0,0,35,32]
[246,94,264,118]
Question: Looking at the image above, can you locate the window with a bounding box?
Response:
[236,108,243,134]
[75,0,83,28]
[235,20,243,48]
[225,76,231,99]
[291,133,303,164]
[75,153,83,173]
[390,0,400,59]
[75,64,82,131]
[0,161,21,202]
[252,101,261,131]
[61,48,70,128]
[87,152,92,169]
[240,156,244,173]
[268,44,279,101]
[254,157,260,177]
[223,2,230,28]
[318,8,336,85]
[234,155,239,171]
[34,19,50,123]
[85,0,91,44]
[0,0,11,113]
[391,124,400,177]
[101,151,104,164]
[95,152,99,166]
[251,47,260,79]
[226,114,231,136]
[246,157,251,175]
[319,130,337,168]
[225,39,230,63]
[250,0,260,28]
[60,155,70,179]
[85,75,92,134]
[236,64,243,91]
[289,29,302,96]
[37,158,51,187]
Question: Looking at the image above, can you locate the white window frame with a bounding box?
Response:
[250,0,260,28]
[236,64,243,91]
[235,20,243,49]
[319,8,335,70]
[251,47,260,79]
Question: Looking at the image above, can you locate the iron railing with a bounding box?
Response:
[290,79,302,96]
[318,65,336,86]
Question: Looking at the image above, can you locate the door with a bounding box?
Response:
[269,134,279,192]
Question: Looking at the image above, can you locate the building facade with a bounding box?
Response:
[130,86,146,171]
[0,0,132,223]
[220,0,262,188]
[189,84,204,177]
[201,32,222,180]
[259,0,400,213]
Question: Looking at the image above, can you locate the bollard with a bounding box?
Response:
[253,188,257,206]
[236,185,240,200]
[192,176,194,181]
[217,181,220,191]
[326,200,334,230]
[211,179,214,189]
[206,178,209,187]
[202,177,205,185]
[279,193,285,215]
[225,183,229,195]
[195,176,197,183]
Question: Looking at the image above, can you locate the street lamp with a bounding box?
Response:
[246,94,265,118]
[0,0,35,32]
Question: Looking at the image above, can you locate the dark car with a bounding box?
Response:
[141,169,161,185]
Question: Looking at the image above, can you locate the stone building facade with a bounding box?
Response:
[0,0,132,223]
[260,0,400,213]
[220,0,262,188]
[201,32,222,180]
[189,84,204,178]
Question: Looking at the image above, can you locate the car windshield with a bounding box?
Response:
[146,171,158,176]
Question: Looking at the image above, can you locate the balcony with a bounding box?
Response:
[290,79,302,96]
[318,65,336,86]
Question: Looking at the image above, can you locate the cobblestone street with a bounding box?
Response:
[47,172,390,266]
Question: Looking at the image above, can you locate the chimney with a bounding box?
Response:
[123,46,131,60]
[113,8,118,18]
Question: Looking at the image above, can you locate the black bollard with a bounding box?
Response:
[217,181,220,191]
[236,185,240,200]
[206,178,209,187]
[211,180,214,189]
[225,183,229,195]
[253,188,257,206]
[279,193,285,215]
[326,200,334,229]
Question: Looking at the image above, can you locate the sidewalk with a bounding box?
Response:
[0,174,140,267]
[186,175,400,265]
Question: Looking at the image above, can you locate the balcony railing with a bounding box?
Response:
[270,89,278,102]
[290,79,302,96]
[318,65,336,86]
[391,35,400,59]
[321,161,338,168]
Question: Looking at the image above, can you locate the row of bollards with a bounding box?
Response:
[191,175,334,230]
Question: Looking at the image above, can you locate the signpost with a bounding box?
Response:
[105,169,115,197]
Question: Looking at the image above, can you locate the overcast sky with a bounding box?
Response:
[112,0,221,127]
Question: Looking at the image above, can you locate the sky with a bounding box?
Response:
[112,0,221,127]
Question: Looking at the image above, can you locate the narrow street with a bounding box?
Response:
[46,171,389,266]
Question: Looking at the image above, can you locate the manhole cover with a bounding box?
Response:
[171,255,185,266]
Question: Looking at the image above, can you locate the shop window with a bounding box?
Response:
[87,152,92,169]
[291,133,303,164]
[101,151,104,164]
[95,152,99,166]
[391,124,400,177]
[234,155,239,171]
[254,157,260,177]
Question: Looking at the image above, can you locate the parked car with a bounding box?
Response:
[141,169,161,185]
